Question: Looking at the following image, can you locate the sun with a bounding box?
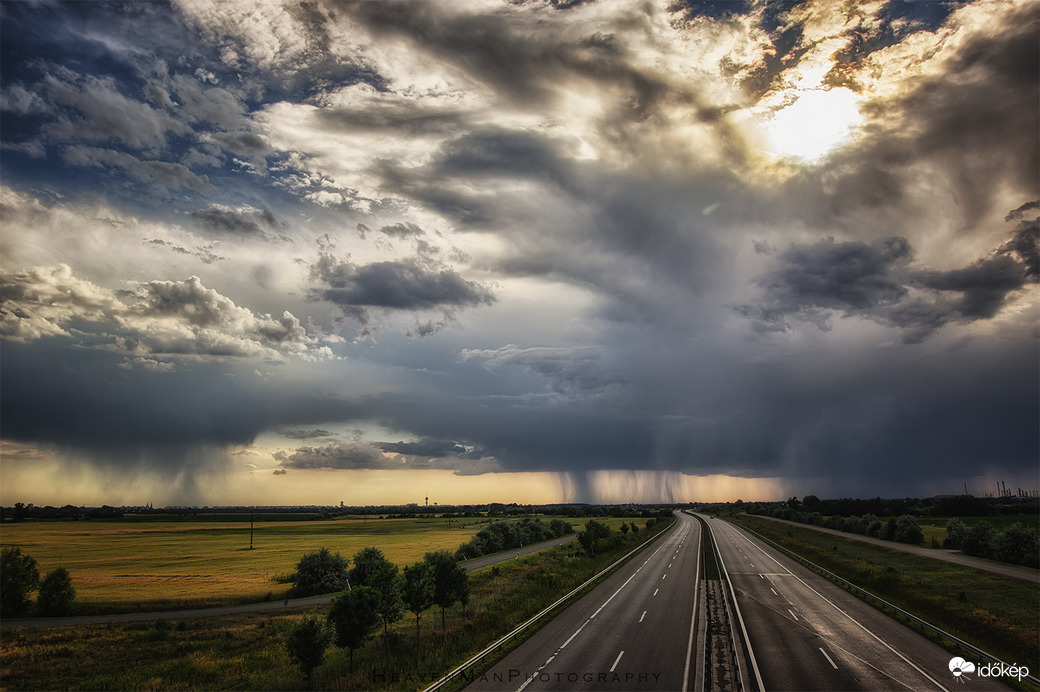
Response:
[765,87,863,162]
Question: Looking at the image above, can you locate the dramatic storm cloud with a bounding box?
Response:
[1,0,1036,506]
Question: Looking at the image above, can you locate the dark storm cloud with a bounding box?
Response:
[317,101,466,136]
[190,207,282,237]
[309,253,495,328]
[377,438,469,457]
[275,443,385,470]
[276,440,499,475]
[754,236,912,318]
[340,0,729,132]
[279,428,336,440]
[379,222,424,238]
[461,345,621,396]
[63,146,217,194]
[742,217,1039,341]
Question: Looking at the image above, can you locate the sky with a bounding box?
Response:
[1,0,1037,508]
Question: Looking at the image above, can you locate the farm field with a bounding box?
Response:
[0,517,676,690]
[0,516,486,614]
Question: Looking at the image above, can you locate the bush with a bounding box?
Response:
[37,567,76,616]
[1,547,39,616]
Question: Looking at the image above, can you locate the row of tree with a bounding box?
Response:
[749,506,926,545]
[0,547,76,616]
[454,517,574,560]
[285,546,470,683]
[943,519,1039,568]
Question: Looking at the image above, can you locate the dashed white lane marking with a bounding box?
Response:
[610,650,625,672]
[639,610,646,623]
[789,609,799,621]
[820,647,838,669]
[770,588,778,596]
[653,589,659,596]
[514,538,675,692]
[661,574,667,580]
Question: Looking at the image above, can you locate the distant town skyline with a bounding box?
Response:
[2,0,1037,507]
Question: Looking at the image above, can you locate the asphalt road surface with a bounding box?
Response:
[701,515,1011,691]
[465,511,701,692]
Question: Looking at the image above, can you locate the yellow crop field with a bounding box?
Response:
[0,517,481,612]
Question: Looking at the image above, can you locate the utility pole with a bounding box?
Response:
[250,506,255,550]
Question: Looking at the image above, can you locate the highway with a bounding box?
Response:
[466,511,701,691]
[702,515,1011,691]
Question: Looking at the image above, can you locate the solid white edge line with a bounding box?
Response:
[610,650,624,672]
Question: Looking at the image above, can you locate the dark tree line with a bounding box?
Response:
[749,505,926,545]
[455,517,574,560]
[943,519,1039,568]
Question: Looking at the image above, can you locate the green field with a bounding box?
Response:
[0,517,485,613]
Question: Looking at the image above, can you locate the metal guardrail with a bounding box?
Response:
[421,517,677,692]
[734,519,1040,688]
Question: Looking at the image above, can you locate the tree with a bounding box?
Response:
[425,550,470,632]
[370,561,403,649]
[290,548,349,597]
[631,523,639,537]
[327,586,380,671]
[993,523,1040,568]
[1,547,39,616]
[37,567,76,616]
[620,522,630,539]
[349,546,392,588]
[962,521,996,559]
[577,519,611,556]
[893,515,923,544]
[402,561,434,645]
[943,518,968,549]
[285,614,333,686]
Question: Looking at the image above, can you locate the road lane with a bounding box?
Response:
[466,512,701,692]
[701,515,1010,691]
